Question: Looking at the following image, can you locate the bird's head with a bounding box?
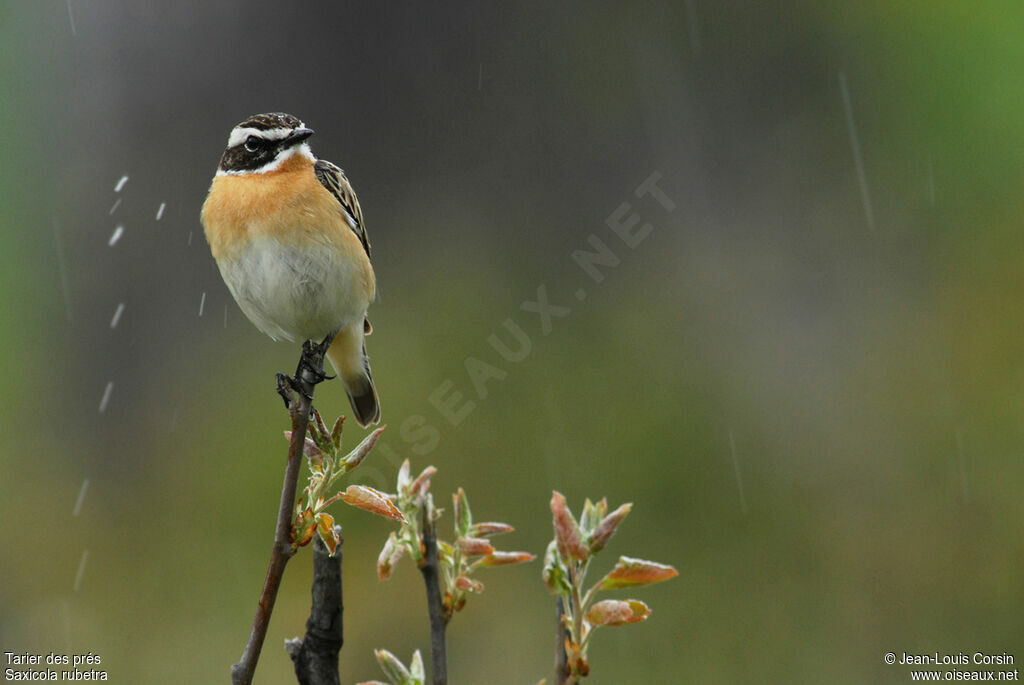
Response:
[217,112,315,175]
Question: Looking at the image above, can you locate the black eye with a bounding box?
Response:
[244,136,260,152]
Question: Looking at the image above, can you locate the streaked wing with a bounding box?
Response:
[314,159,370,258]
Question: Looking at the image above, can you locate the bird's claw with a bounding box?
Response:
[295,337,336,384]
[276,335,337,410]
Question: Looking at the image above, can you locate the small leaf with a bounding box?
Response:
[377,532,407,580]
[316,513,338,555]
[469,521,515,537]
[565,636,589,676]
[292,507,317,547]
[456,536,495,557]
[294,506,314,527]
[585,598,651,626]
[340,425,386,473]
[453,488,472,537]
[550,491,588,561]
[409,465,437,498]
[293,527,316,547]
[437,540,455,559]
[340,485,406,522]
[480,550,536,567]
[580,497,602,535]
[542,540,571,595]
[409,649,425,682]
[330,414,345,448]
[374,648,410,683]
[313,409,331,444]
[599,556,679,589]
[397,459,412,493]
[588,502,632,554]
[455,575,484,592]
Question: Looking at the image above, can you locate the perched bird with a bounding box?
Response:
[201,112,380,426]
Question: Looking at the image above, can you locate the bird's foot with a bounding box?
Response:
[295,337,336,385]
[276,335,337,409]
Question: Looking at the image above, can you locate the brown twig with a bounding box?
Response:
[555,595,569,685]
[231,340,328,685]
[286,526,344,685]
[419,496,448,685]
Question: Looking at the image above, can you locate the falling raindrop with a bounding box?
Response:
[838,71,875,232]
[109,197,122,215]
[110,302,125,328]
[199,291,206,316]
[114,175,129,192]
[156,202,166,221]
[73,549,89,592]
[98,381,114,412]
[72,478,90,516]
[728,429,748,514]
[187,231,193,246]
[66,0,76,36]
[108,225,124,246]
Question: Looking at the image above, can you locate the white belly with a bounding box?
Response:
[218,235,369,343]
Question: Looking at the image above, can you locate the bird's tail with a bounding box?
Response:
[325,321,380,427]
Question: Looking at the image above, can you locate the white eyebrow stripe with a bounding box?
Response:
[226,126,296,148]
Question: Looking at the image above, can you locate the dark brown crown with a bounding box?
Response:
[235,112,303,131]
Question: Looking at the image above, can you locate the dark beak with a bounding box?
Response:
[284,127,314,146]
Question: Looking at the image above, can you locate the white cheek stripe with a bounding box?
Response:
[226,125,300,148]
[215,143,316,176]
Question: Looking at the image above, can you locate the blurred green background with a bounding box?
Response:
[2,2,1023,683]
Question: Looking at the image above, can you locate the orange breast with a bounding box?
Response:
[200,155,374,295]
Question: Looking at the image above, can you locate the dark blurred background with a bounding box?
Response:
[2,2,1023,683]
